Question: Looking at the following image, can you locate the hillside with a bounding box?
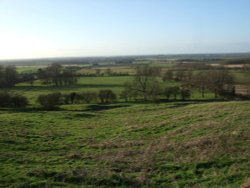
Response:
[1,101,250,187]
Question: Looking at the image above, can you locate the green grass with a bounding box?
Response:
[1,101,250,187]
[12,76,208,104]
[3,65,249,187]
[16,65,47,74]
[231,70,250,84]
[12,76,133,104]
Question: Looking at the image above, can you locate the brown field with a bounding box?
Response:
[77,66,135,75]
[211,64,250,68]
[235,84,250,95]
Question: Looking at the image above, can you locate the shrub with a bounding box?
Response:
[98,89,116,103]
[180,88,191,100]
[0,91,12,107]
[164,86,180,100]
[163,70,174,81]
[120,89,130,102]
[70,92,77,104]
[80,92,98,103]
[11,94,29,107]
[37,92,62,110]
[62,92,98,104]
[0,92,28,107]
[62,94,71,104]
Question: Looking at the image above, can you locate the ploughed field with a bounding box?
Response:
[1,101,250,187]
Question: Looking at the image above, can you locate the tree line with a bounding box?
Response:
[120,65,236,102]
[0,64,79,88]
[0,65,18,88]
[37,64,78,86]
[0,64,246,110]
[0,89,117,109]
[37,89,117,110]
[0,91,28,107]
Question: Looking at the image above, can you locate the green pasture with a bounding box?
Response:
[1,101,250,187]
[12,76,132,104]
[231,70,250,84]
[11,75,216,105]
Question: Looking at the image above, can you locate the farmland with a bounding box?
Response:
[0,57,250,187]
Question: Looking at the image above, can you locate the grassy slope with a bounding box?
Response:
[1,101,250,187]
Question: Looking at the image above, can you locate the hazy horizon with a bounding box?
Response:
[1,0,250,60]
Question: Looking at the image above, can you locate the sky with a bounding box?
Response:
[0,0,250,60]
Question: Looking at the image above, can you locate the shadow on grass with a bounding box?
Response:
[0,104,131,114]
[0,99,236,114]
[0,107,86,113]
[85,104,131,112]
[159,98,229,108]
[73,113,95,118]
[0,107,45,113]
[14,83,123,91]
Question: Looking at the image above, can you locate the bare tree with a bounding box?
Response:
[37,64,78,86]
[0,66,18,88]
[99,89,117,103]
[192,71,209,98]
[180,88,191,100]
[207,69,234,98]
[124,65,161,101]
[163,70,174,81]
[164,86,180,100]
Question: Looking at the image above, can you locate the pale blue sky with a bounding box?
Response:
[0,0,250,59]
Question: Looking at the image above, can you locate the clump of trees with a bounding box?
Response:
[191,69,235,98]
[37,92,62,110]
[120,65,237,102]
[0,66,18,88]
[99,89,117,103]
[164,86,180,100]
[0,91,28,107]
[19,73,36,85]
[180,88,191,100]
[64,92,98,104]
[163,86,191,101]
[37,64,78,86]
[121,65,162,101]
[120,65,194,102]
[36,89,118,110]
[163,70,174,81]
[162,67,236,99]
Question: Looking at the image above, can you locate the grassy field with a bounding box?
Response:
[12,76,132,104]
[1,63,249,187]
[16,65,48,74]
[11,75,215,105]
[231,70,250,84]
[1,101,250,187]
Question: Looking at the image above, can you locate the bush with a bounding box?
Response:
[37,92,62,110]
[99,89,116,103]
[62,92,98,104]
[120,90,130,102]
[62,94,71,104]
[11,94,28,107]
[0,92,28,107]
[80,92,98,103]
[0,91,12,107]
[180,88,191,100]
[164,86,180,100]
[70,92,77,104]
